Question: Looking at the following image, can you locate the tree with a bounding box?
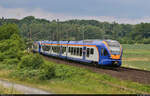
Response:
[0,24,25,61]
[0,24,19,40]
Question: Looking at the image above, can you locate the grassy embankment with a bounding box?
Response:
[0,56,150,94]
[122,44,150,71]
[0,84,21,94]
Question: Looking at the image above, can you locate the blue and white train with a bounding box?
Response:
[32,40,123,67]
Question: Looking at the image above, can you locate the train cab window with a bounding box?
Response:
[101,48,104,56]
[104,49,108,56]
[90,48,94,54]
[87,48,90,57]
[80,48,82,56]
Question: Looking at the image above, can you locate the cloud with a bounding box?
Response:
[0,6,150,24]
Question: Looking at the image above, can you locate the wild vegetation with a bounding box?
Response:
[1,57,150,94]
[0,24,55,82]
[0,16,150,44]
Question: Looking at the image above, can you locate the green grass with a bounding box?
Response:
[123,61,150,70]
[122,44,150,50]
[122,44,150,71]
[1,60,150,94]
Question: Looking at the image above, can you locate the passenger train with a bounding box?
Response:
[32,40,123,67]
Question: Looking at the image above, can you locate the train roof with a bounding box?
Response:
[34,39,120,47]
[35,39,118,45]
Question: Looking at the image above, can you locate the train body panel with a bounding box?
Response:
[32,40,123,67]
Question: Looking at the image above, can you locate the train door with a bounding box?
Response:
[83,46,86,60]
[58,45,61,57]
[100,47,109,64]
[38,44,41,53]
[60,45,62,56]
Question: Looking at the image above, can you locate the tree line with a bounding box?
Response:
[0,16,150,44]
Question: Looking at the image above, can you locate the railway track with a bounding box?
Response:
[42,54,150,85]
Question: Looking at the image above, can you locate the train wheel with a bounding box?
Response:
[112,61,121,67]
[93,62,100,68]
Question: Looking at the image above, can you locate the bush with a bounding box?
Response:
[11,69,42,80]
[143,38,150,44]
[55,64,85,79]
[0,24,19,41]
[13,53,56,81]
[18,53,44,69]
[38,63,55,80]
[2,58,19,65]
[11,63,55,81]
[0,53,5,61]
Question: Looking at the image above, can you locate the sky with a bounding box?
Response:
[0,0,150,24]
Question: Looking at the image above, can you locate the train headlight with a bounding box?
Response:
[115,61,118,64]
[112,61,119,65]
[110,56,112,59]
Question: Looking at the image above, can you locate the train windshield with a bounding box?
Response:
[105,40,121,55]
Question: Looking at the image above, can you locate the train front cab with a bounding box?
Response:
[98,40,122,67]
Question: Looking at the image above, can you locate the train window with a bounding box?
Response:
[101,48,104,56]
[69,47,71,52]
[76,48,78,55]
[73,47,74,55]
[80,48,82,56]
[52,46,55,52]
[52,46,60,53]
[72,47,74,55]
[58,46,60,53]
[49,46,52,52]
[71,47,73,55]
[62,47,66,54]
[87,48,90,57]
[53,46,56,53]
[74,47,76,55]
[49,46,51,51]
[90,48,94,54]
[77,48,79,56]
[104,49,108,56]
[33,44,38,50]
[42,45,50,51]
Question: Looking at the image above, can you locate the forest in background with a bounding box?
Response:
[0,16,150,44]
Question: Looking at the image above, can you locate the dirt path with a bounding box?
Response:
[0,79,51,94]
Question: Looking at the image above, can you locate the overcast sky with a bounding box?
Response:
[0,0,150,24]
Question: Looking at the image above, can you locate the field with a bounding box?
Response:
[122,44,150,71]
[0,59,150,94]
